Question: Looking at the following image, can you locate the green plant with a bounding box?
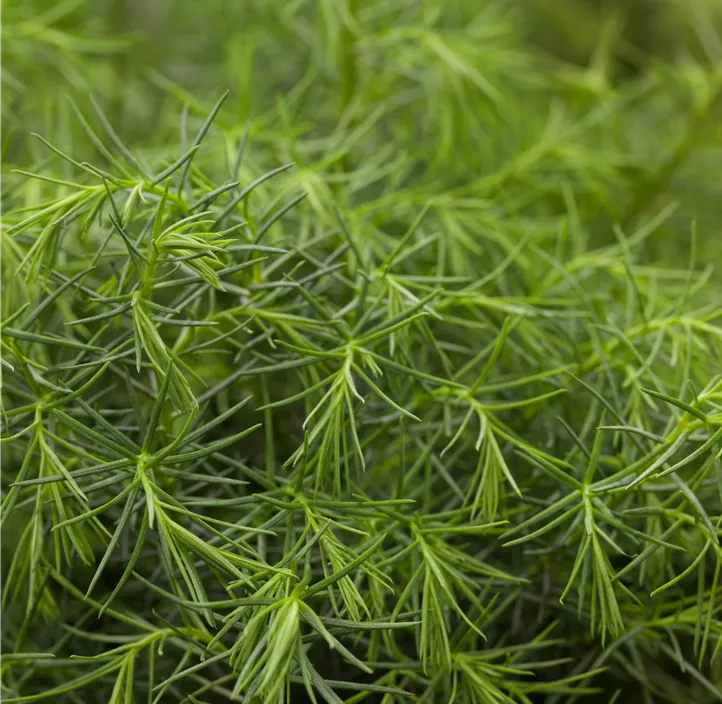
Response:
[3,1,722,702]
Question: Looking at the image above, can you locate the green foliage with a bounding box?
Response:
[3,0,722,702]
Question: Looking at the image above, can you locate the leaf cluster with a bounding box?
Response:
[3,1,722,703]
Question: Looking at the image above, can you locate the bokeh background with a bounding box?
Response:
[4,0,722,279]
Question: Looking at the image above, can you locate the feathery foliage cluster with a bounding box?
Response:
[3,0,722,702]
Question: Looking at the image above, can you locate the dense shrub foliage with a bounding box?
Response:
[3,1,722,702]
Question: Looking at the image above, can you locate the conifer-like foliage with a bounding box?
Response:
[4,0,722,701]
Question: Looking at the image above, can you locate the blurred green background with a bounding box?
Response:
[3,0,722,276]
